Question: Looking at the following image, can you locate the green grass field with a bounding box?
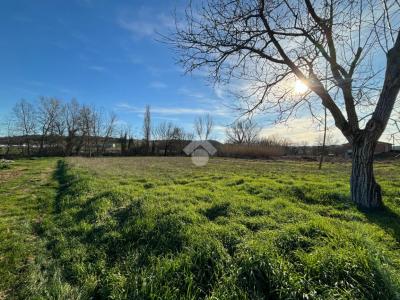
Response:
[1,157,400,299]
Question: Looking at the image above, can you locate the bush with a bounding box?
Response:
[0,159,13,169]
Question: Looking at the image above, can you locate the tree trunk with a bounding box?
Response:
[350,139,383,210]
[26,137,31,157]
[164,141,169,156]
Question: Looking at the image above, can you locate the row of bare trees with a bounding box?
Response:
[118,106,199,156]
[4,98,117,156]
[3,97,344,160]
[119,120,195,156]
[5,98,251,157]
[3,97,345,160]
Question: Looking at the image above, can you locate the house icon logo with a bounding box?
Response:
[183,140,217,166]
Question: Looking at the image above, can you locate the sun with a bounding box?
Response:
[294,80,308,94]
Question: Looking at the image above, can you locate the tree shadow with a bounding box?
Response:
[362,205,400,243]
[52,159,74,213]
[32,159,73,237]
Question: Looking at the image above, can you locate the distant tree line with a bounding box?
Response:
[1,98,334,160]
[0,98,212,158]
[2,98,117,157]
[118,117,195,156]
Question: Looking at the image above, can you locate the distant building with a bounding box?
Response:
[342,141,392,158]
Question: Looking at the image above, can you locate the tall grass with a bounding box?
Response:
[31,157,400,299]
[1,157,400,298]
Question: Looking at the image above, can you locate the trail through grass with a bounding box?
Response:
[0,158,58,298]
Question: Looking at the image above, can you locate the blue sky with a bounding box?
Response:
[0,0,235,139]
[0,0,397,144]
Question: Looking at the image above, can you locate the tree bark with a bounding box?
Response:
[164,141,169,156]
[40,135,48,155]
[26,136,31,157]
[350,138,383,210]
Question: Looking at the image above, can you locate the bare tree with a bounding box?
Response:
[205,114,213,140]
[170,126,186,141]
[194,116,204,140]
[91,106,103,155]
[3,117,14,157]
[226,119,260,144]
[64,99,81,156]
[101,112,117,154]
[6,97,120,157]
[155,121,174,156]
[194,114,214,140]
[79,105,95,157]
[171,0,400,209]
[54,104,66,141]
[37,97,62,154]
[169,125,190,154]
[117,123,135,156]
[119,130,128,155]
[13,99,36,156]
[143,105,152,154]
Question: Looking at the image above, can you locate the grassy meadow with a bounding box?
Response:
[1,157,400,299]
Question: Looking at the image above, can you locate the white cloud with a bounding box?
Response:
[88,65,106,72]
[117,9,174,38]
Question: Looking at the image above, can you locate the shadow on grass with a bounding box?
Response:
[363,205,400,243]
[53,159,74,213]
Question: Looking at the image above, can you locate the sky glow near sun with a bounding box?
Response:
[294,80,309,94]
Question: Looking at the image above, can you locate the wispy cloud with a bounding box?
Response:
[178,87,205,99]
[117,7,174,38]
[88,65,106,72]
[177,87,232,109]
[116,103,229,116]
[153,116,179,121]
[146,65,180,77]
[149,81,167,89]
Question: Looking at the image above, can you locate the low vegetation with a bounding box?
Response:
[218,143,286,159]
[1,157,400,299]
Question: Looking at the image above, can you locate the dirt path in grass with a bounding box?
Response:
[0,159,59,299]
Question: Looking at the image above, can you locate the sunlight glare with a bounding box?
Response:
[294,80,308,94]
